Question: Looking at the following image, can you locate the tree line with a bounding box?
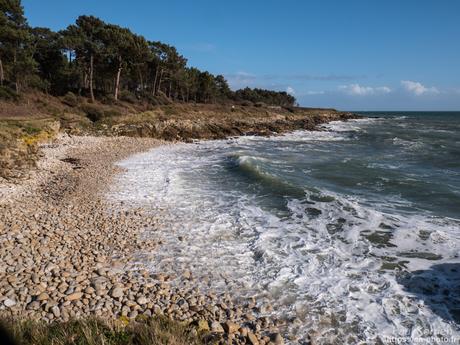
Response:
[0,0,296,107]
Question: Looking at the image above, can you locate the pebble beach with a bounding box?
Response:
[0,135,284,345]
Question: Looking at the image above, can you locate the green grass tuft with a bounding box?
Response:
[0,316,204,345]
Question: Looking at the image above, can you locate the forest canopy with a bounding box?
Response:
[0,0,296,107]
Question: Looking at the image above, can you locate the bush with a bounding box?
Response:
[163,105,179,116]
[80,104,105,122]
[104,109,123,118]
[22,125,42,135]
[0,86,20,102]
[119,90,137,104]
[101,94,116,105]
[155,91,173,105]
[282,105,296,113]
[62,92,78,107]
[138,91,158,105]
[27,76,50,92]
[239,100,253,107]
[254,102,266,108]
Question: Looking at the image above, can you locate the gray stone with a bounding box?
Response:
[223,321,239,334]
[4,299,16,308]
[247,332,260,345]
[51,306,61,318]
[111,287,123,298]
[26,301,40,310]
[36,292,49,301]
[66,292,83,301]
[137,296,148,305]
[211,321,224,333]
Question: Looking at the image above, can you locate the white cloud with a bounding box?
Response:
[305,90,325,95]
[225,71,257,89]
[286,86,296,95]
[235,71,255,78]
[339,84,391,96]
[401,80,439,96]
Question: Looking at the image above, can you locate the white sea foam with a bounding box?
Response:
[241,129,349,143]
[321,117,380,132]
[109,120,460,344]
[392,137,425,151]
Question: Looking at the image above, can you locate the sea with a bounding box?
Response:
[110,112,460,344]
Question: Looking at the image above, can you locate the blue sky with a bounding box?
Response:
[22,0,460,110]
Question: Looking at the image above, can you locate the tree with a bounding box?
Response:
[0,0,36,92]
[148,42,187,99]
[148,41,166,96]
[128,33,150,93]
[233,87,295,106]
[214,75,231,100]
[101,24,134,100]
[30,27,68,94]
[197,71,217,103]
[184,67,200,102]
[0,1,298,107]
[62,16,106,101]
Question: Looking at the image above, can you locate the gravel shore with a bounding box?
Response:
[0,135,284,345]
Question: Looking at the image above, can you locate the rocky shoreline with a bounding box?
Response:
[0,110,360,344]
[0,135,287,345]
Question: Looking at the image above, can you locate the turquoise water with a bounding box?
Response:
[112,112,460,344]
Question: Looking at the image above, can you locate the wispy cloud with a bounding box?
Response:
[225,71,257,88]
[401,80,439,96]
[272,73,364,81]
[225,71,364,90]
[286,86,295,95]
[339,84,391,96]
[225,72,363,83]
[304,90,325,95]
[233,71,255,78]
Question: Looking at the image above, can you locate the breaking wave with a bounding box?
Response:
[110,112,460,344]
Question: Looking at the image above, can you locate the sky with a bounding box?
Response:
[22,0,460,110]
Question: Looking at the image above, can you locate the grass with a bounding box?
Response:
[0,119,59,147]
[0,118,61,179]
[0,316,204,345]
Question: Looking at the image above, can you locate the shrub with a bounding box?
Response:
[101,94,116,105]
[148,97,160,106]
[254,102,266,108]
[62,92,78,107]
[80,104,105,122]
[104,109,123,118]
[22,125,42,135]
[139,91,158,105]
[119,90,137,104]
[163,105,179,116]
[239,100,253,107]
[0,86,20,102]
[155,92,173,105]
[282,105,296,113]
[27,76,50,92]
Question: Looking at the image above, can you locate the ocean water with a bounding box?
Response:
[110,112,460,344]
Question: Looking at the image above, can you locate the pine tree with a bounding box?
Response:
[0,0,36,92]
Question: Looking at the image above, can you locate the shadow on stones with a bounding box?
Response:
[61,157,83,170]
[397,263,460,323]
[0,324,17,345]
